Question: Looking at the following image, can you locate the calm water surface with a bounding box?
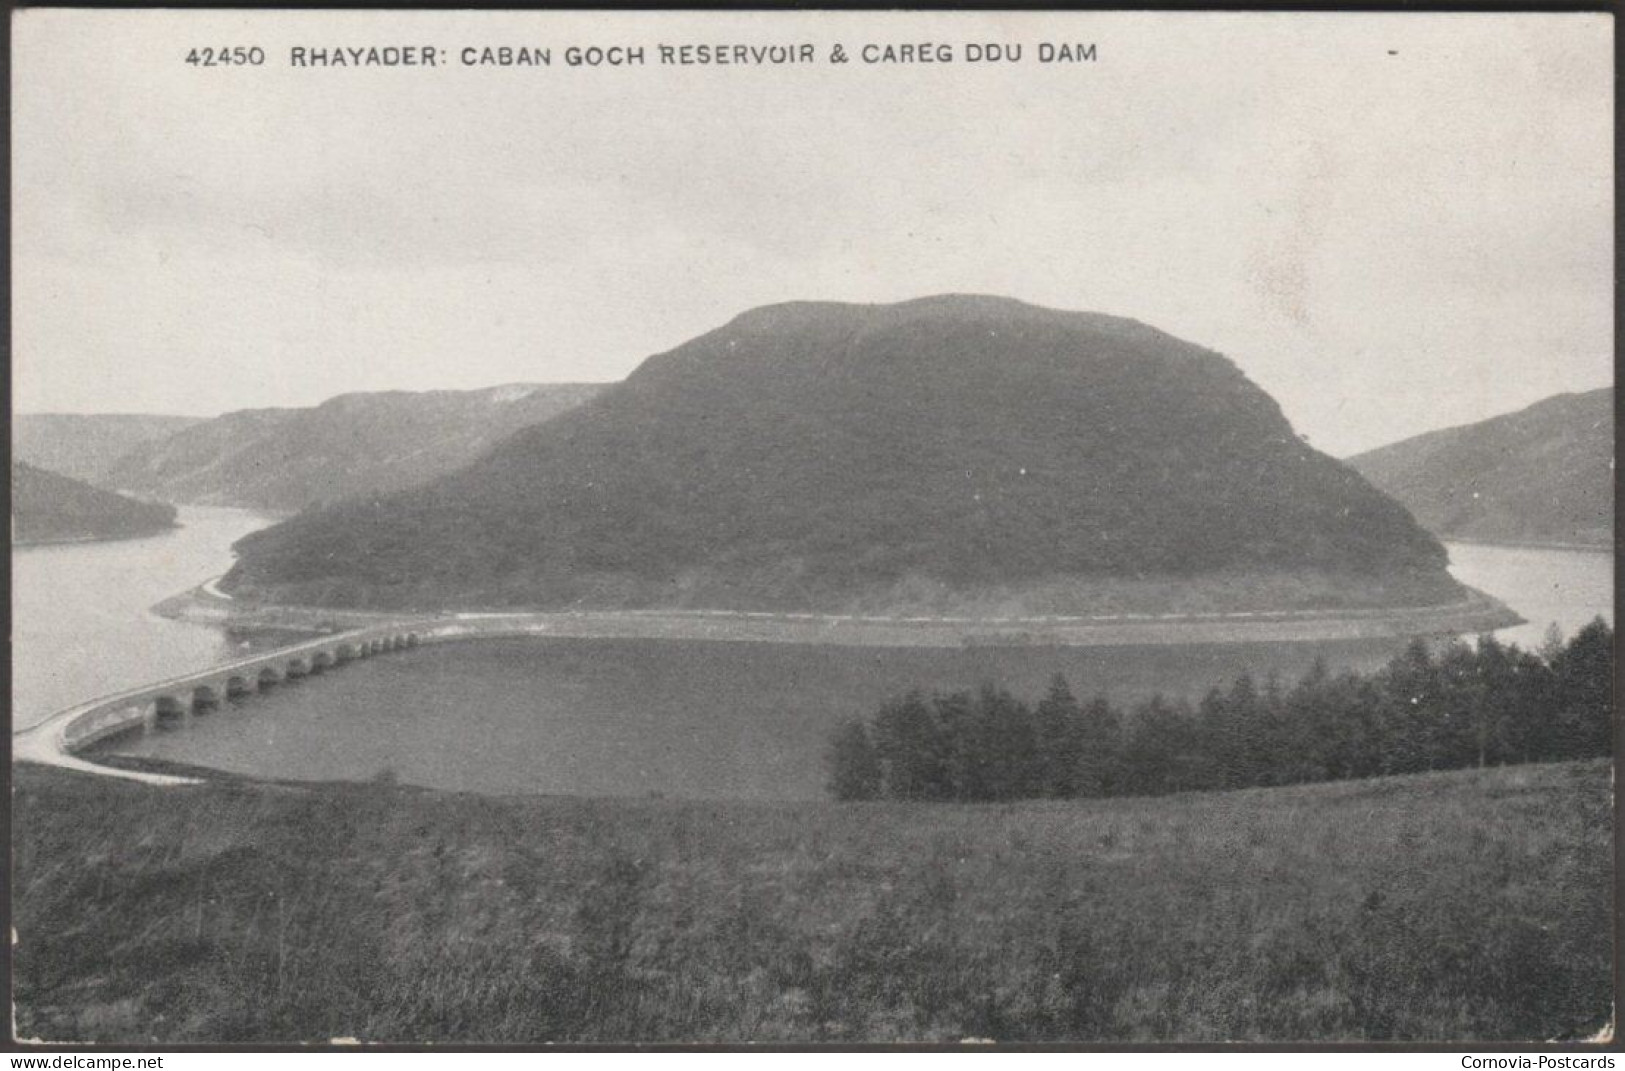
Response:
[19,520,1611,800]
[1441,542,1612,649]
[100,635,1436,800]
[11,507,274,730]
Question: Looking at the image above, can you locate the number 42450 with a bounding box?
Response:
[185,47,266,66]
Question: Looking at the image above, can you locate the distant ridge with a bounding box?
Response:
[224,295,1462,614]
[1348,388,1612,549]
[104,383,606,514]
[13,461,177,544]
[14,414,203,485]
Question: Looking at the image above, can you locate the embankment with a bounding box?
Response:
[157,581,1523,649]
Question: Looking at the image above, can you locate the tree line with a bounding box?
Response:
[827,619,1614,802]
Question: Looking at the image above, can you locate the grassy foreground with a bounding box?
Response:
[13,759,1612,1044]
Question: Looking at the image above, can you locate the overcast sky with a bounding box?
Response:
[13,10,1612,455]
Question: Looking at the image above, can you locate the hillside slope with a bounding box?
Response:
[105,383,605,513]
[12,461,177,544]
[225,296,1461,613]
[12,759,1611,1042]
[13,413,202,485]
[1348,388,1612,549]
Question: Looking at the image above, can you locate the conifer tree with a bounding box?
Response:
[827,718,882,800]
[1034,674,1084,798]
[1549,617,1614,760]
[1075,694,1121,797]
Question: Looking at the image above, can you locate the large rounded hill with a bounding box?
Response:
[224,296,1461,613]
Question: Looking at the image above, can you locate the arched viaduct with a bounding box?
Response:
[20,624,428,767]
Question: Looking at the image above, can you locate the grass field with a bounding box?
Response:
[12,758,1613,1044]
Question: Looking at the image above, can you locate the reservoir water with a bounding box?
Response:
[13,517,1612,799]
[11,507,275,731]
[1438,542,1613,650]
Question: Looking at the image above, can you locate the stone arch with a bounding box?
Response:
[258,666,282,690]
[310,651,334,673]
[286,657,309,679]
[154,694,185,721]
[226,676,252,698]
[406,633,420,647]
[191,685,219,713]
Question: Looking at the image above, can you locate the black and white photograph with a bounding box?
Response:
[8,7,1615,1047]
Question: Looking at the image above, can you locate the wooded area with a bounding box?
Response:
[828,620,1614,801]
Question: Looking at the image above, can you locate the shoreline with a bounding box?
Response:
[1444,536,1613,554]
[157,579,1525,649]
[13,522,181,549]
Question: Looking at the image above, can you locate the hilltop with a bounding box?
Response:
[12,461,178,544]
[103,383,605,514]
[13,413,202,485]
[224,296,1463,613]
[1348,388,1612,549]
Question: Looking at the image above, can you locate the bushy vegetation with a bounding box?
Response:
[13,759,1610,1042]
[226,295,1457,610]
[828,620,1613,801]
